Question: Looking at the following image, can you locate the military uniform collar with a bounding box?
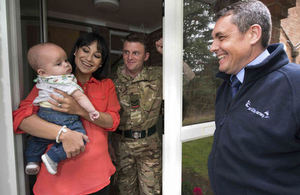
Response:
[117,65,150,82]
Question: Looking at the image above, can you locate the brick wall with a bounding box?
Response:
[280,0,300,64]
[214,0,296,44]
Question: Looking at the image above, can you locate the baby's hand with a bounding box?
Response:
[89,111,100,121]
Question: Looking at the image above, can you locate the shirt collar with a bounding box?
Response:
[77,76,99,86]
[89,77,99,83]
[234,49,270,83]
[117,65,148,82]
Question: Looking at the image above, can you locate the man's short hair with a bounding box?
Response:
[216,0,272,48]
[124,33,149,52]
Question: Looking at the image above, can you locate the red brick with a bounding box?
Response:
[280,0,300,64]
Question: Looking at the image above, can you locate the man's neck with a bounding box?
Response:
[123,67,143,78]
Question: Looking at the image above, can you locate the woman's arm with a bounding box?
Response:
[88,80,121,129]
[81,109,113,128]
[49,89,114,128]
[13,86,88,158]
[50,80,120,130]
[20,114,61,139]
[20,114,88,158]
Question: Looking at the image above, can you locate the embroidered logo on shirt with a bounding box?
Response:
[245,100,270,119]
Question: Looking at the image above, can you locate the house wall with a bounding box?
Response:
[214,0,296,44]
[280,0,300,64]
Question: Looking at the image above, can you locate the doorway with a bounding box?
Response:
[12,0,217,194]
[18,0,164,194]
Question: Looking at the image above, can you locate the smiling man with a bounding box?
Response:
[112,33,162,195]
[208,1,300,195]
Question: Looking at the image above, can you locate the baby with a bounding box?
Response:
[25,43,99,175]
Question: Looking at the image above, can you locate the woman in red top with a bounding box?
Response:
[13,32,120,195]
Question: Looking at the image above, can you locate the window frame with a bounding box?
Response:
[162,0,215,194]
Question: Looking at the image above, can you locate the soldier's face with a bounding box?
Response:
[122,41,149,77]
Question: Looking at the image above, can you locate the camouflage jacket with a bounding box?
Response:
[114,65,162,131]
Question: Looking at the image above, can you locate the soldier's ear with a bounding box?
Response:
[144,52,150,62]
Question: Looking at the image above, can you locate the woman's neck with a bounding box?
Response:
[75,72,92,85]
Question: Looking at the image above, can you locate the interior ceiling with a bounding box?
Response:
[47,0,163,32]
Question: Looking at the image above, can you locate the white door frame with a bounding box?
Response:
[163,0,215,194]
[162,0,183,194]
[2,0,216,194]
[0,0,26,194]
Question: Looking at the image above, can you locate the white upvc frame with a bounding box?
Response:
[0,0,26,194]
[163,0,215,194]
[1,0,216,194]
[181,122,215,142]
[162,0,183,194]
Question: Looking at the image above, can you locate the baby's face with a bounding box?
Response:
[39,46,72,76]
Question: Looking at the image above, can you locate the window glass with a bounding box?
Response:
[20,1,41,192]
[182,1,217,193]
[182,0,220,126]
[20,0,41,97]
[182,137,214,195]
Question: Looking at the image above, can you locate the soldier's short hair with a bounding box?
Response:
[124,33,149,52]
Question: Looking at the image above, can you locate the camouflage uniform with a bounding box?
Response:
[112,65,162,195]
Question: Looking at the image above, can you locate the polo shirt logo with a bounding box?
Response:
[245,100,270,119]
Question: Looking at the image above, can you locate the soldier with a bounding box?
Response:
[112,33,162,195]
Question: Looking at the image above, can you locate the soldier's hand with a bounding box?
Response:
[155,38,163,55]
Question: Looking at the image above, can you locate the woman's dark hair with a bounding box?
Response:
[69,32,109,80]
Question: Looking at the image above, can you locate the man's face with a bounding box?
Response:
[210,15,253,75]
[122,41,149,77]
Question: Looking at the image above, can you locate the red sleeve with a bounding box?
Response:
[13,86,39,134]
[103,79,120,131]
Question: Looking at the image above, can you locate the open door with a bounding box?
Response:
[9,0,163,194]
[163,0,217,194]
[3,0,298,194]
[4,0,218,194]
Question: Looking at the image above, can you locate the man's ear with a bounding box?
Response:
[144,52,150,62]
[248,24,262,45]
[37,68,45,76]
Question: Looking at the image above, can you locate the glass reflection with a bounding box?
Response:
[182,137,214,195]
[20,0,41,97]
[182,0,220,126]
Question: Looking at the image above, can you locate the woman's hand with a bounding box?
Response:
[49,89,85,116]
[60,129,89,158]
